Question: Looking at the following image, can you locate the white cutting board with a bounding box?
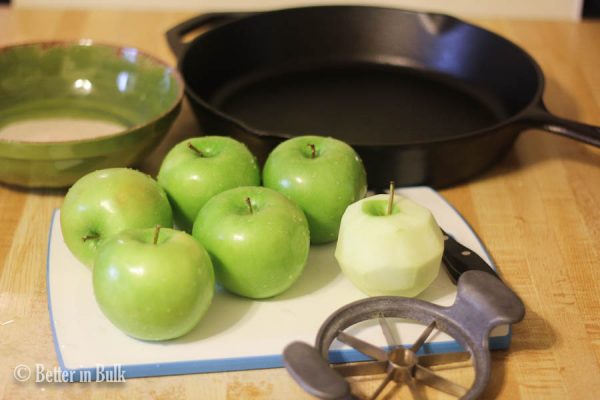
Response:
[47,187,509,380]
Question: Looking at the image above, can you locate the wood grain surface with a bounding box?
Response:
[0,7,599,400]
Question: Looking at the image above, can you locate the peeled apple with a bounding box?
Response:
[334,194,444,297]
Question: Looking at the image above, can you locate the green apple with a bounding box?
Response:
[262,136,367,244]
[93,226,215,341]
[60,168,173,268]
[192,186,310,299]
[157,136,260,232]
[335,194,444,297]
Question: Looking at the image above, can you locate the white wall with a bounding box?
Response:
[14,0,584,20]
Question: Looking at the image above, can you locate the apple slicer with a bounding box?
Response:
[283,270,525,400]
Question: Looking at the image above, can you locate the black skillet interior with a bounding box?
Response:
[180,6,541,145]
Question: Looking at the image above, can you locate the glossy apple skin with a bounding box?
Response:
[262,136,367,244]
[157,136,260,232]
[192,186,310,299]
[335,194,443,297]
[93,227,215,341]
[60,168,173,268]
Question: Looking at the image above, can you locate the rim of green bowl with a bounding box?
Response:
[0,39,185,147]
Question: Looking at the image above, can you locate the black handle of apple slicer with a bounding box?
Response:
[441,229,501,284]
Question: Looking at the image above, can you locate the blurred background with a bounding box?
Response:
[1,0,599,19]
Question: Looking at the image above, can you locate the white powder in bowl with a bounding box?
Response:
[0,118,127,142]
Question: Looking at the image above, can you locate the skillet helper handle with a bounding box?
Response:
[441,229,500,284]
[524,102,600,147]
[166,13,248,58]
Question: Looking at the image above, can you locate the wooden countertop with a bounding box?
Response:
[0,6,599,400]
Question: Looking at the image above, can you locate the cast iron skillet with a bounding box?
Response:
[166,6,600,190]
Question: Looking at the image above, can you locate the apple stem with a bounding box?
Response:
[187,142,204,157]
[387,181,395,215]
[81,234,99,242]
[245,197,253,214]
[153,225,161,245]
[307,143,317,159]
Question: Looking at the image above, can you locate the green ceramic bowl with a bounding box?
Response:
[0,41,183,188]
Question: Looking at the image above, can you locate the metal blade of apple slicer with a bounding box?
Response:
[283,270,526,400]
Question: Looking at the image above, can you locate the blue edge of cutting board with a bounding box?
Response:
[46,188,511,381]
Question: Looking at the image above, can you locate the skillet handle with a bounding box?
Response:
[166,12,249,59]
[523,102,600,147]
